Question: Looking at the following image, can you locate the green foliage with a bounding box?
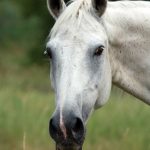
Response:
[14,0,54,64]
[0,0,54,64]
[0,1,21,44]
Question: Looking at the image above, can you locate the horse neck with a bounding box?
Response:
[104,1,150,105]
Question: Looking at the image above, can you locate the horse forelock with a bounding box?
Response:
[50,0,97,38]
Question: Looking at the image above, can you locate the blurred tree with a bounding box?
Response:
[0,0,55,64]
[13,0,55,65]
[0,1,21,45]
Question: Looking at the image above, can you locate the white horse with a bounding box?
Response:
[45,0,150,149]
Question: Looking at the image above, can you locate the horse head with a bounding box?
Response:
[46,0,111,149]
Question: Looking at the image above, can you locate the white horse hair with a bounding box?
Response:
[46,0,150,149]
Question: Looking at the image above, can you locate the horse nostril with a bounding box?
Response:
[72,118,83,132]
[49,118,58,139]
[72,117,85,142]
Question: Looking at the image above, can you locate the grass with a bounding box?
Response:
[0,45,150,150]
[85,94,150,150]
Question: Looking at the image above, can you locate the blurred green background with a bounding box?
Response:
[0,0,149,150]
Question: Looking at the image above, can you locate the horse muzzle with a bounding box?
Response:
[56,143,83,150]
[49,112,86,150]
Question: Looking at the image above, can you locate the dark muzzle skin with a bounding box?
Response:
[49,112,86,150]
[56,144,83,150]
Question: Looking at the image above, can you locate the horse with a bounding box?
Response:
[45,0,150,149]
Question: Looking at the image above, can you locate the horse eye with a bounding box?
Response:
[94,46,104,56]
[44,47,52,59]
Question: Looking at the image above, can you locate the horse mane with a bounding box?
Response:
[50,0,150,38]
[109,1,150,9]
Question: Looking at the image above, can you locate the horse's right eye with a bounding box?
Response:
[44,47,52,59]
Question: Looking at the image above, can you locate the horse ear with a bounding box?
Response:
[47,0,66,19]
[91,0,107,17]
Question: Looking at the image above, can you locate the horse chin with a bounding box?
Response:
[56,144,82,150]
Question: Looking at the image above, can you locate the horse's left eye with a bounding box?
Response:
[94,46,104,56]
